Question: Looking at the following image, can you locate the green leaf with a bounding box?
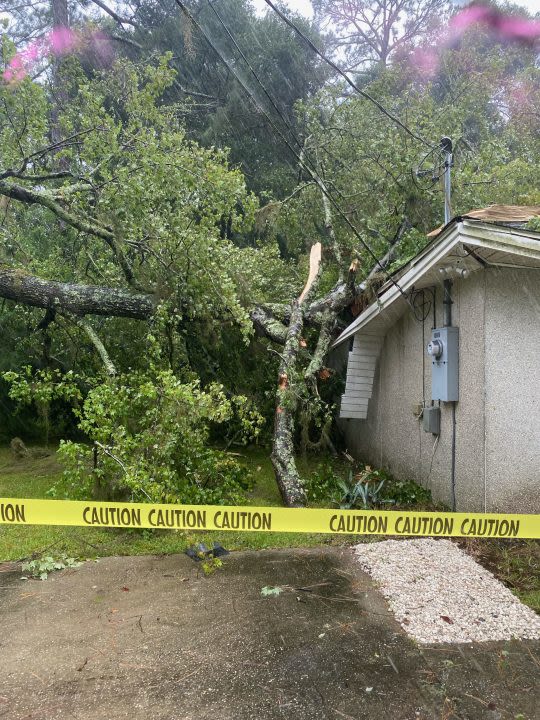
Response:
[261,586,283,596]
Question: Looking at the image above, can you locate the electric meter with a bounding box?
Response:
[427,339,443,359]
[428,327,459,402]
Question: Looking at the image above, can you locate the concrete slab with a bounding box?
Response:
[1,548,539,720]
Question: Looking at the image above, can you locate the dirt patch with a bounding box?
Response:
[1,548,539,720]
[0,447,62,479]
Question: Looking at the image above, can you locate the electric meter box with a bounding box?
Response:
[427,326,459,402]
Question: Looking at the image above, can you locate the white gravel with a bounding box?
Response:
[354,538,540,644]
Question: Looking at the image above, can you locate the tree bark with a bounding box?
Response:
[250,306,288,345]
[50,0,70,157]
[0,267,155,319]
[270,301,307,507]
[270,243,323,507]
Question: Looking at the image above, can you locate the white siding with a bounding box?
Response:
[339,333,383,420]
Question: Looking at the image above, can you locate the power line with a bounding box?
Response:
[173,0,303,180]
[261,0,434,149]
[174,0,411,301]
[209,0,379,219]
[206,0,352,198]
[207,0,303,149]
[172,0,412,303]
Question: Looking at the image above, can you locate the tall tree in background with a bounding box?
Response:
[1,0,328,197]
[109,0,329,196]
[313,0,448,70]
[50,0,70,149]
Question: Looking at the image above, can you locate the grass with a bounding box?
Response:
[459,537,540,613]
[0,445,356,562]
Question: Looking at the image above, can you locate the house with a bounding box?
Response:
[332,205,540,513]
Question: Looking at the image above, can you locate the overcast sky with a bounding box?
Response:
[253,0,540,18]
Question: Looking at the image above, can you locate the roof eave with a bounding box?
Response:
[331,222,464,348]
[332,219,540,349]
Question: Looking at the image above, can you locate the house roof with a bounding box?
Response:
[427,204,540,238]
[332,212,540,348]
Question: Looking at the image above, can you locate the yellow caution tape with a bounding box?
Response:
[1,497,539,538]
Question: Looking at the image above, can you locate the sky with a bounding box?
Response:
[252,0,540,18]
[253,0,313,16]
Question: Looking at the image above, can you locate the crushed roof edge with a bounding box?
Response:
[331,219,540,348]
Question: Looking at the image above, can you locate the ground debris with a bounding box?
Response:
[185,542,230,562]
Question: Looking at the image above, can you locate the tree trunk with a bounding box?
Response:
[270,301,307,507]
[0,267,155,319]
[50,0,70,150]
[50,0,69,170]
[270,243,323,507]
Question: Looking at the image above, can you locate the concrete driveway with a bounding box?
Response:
[1,548,539,720]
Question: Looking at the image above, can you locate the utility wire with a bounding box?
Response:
[209,0,409,209]
[207,0,302,149]
[207,0,351,206]
[172,0,412,302]
[261,0,434,149]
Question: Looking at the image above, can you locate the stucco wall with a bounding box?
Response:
[341,266,540,512]
[484,267,540,512]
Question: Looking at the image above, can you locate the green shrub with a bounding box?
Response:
[381,479,432,506]
[305,459,432,509]
[304,461,344,502]
[5,367,262,505]
[335,467,390,509]
[56,370,262,504]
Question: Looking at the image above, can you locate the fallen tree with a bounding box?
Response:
[0,64,407,508]
[0,190,403,507]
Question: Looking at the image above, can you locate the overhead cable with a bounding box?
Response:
[261,0,434,149]
[172,0,412,301]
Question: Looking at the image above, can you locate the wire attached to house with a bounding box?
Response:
[411,289,432,322]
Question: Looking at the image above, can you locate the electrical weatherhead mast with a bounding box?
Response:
[440,136,453,225]
[414,136,454,225]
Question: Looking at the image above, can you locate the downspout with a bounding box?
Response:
[443,278,457,511]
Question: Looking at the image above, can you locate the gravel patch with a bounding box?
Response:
[354,538,540,644]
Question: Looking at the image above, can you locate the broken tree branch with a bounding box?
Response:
[89,0,139,27]
[304,308,336,382]
[271,241,324,507]
[74,317,117,376]
[298,242,323,304]
[270,301,307,507]
[250,306,288,344]
[360,217,410,289]
[0,179,148,292]
[321,187,344,281]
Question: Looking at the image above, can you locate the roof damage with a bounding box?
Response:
[333,208,540,348]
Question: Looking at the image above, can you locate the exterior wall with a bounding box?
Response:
[342,273,487,510]
[341,266,540,512]
[484,267,540,512]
